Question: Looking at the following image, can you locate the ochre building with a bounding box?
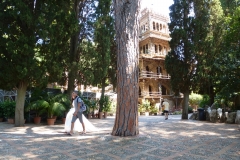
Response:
[138,8,181,112]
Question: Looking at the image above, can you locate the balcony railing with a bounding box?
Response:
[139,92,173,97]
[139,71,170,79]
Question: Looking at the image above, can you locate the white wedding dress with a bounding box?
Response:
[64,108,98,133]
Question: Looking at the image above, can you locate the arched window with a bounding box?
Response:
[159,45,162,54]
[146,44,148,53]
[145,23,148,30]
[139,87,141,96]
[162,85,167,95]
[156,23,159,31]
[156,66,162,75]
[153,22,155,30]
[163,47,167,55]
[149,85,152,95]
[155,45,158,53]
[146,66,150,77]
[163,25,166,33]
[160,24,162,30]
[158,84,162,94]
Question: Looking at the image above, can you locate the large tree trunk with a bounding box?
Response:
[67,0,80,96]
[99,77,106,112]
[111,0,140,136]
[15,81,28,127]
[182,90,190,119]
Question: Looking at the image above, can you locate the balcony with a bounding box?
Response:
[139,52,166,59]
[139,71,170,79]
[139,92,174,99]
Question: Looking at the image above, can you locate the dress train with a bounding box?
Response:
[64,108,98,133]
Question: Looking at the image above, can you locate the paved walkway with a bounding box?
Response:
[0,114,240,160]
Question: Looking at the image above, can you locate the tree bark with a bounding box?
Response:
[67,0,80,96]
[182,90,189,119]
[15,81,28,127]
[99,77,106,112]
[111,0,140,136]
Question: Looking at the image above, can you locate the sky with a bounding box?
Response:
[141,0,174,16]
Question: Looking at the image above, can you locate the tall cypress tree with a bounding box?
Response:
[165,0,209,119]
[93,0,114,112]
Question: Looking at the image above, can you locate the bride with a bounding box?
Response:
[64,107,98,134]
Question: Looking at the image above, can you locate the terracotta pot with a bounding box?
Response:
[34,117,41,124]
[62,118,66,124]
[104,112,108,118]
[7,118,14,124]
[99,112,103,119]
[52,116,57,122]
[0,118,3,122]
[47,118,55,125]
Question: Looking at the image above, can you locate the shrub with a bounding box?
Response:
[199,95,210,108]
[189,93,202,108]
[2,101,16,118]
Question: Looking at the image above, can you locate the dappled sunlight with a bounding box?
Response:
[1,115,240,160]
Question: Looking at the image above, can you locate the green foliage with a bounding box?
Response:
[220,0,240,15]
[0,0,78,124]
[0,103,3,118]
[102,96,112,112]
[150,106,158,114]
[189,93,202,108]
[45,94,67,118]
[99,95,112,112]
[0,0,77,90]
[81,98,97,114]
[199,95,210,108]
[1,101,16,118]
[53,94,71,111]
[26,93,68,118]
[138,104,146,113]
[214,6,240,98]
[25,100,49,117]
[139,100,151,112]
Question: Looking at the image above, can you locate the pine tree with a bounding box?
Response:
[111,0,140,136]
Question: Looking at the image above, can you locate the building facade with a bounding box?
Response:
[138,8,179,111]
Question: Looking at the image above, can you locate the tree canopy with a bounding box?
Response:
[0,0,77,126]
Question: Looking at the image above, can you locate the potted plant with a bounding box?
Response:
[25,100,48,124]
[46,94,66,125]
[139,99,151,116]
[150,107,158,116]
[53,94,71,124]
[138,103,146,115]
[3,101,16,124]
